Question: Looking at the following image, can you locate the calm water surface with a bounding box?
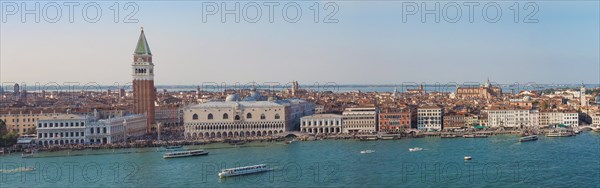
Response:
[1,133,599,187]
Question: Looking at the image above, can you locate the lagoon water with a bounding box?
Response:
[1,133,598,187]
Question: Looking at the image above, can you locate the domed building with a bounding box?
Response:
[455,78,502,99]
[225,94,240,102]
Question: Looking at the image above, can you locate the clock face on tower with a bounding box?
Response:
[137,58,143,63]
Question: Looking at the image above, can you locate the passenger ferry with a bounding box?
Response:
[546,129,574,137]
[163,150,208,159]
[519,135,538,142]
[218,164,272,178]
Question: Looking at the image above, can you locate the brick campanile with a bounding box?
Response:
[132,28,156,133]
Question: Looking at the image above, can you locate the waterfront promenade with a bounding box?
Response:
[2,127,590,154]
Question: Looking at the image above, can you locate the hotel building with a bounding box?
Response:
[342,107,378,133]
[443,113,467,129]
[417,106,443,131]
[485,107,531,129]
[378,108,416,132]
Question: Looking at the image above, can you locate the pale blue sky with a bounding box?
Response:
[1,1,598,85]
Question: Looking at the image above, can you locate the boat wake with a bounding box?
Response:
[0,167,35,173]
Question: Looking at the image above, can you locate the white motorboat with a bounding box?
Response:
[360,150,375,154]
[218,164,272,178]
[409,147,423,152]
[464,156,472,160]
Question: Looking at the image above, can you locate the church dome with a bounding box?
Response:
[225,94,240,102]
[250,91,261,99]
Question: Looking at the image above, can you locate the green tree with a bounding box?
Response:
[0,120,18,147]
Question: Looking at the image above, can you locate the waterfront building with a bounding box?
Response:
[538,110,579,127]
[132,28,156,133]
[485,107,531,129]
[183,95,313,139]
[562,112,579,127]
[417,106,443,131]
[300,114,342,134]
[86,114,147,144]
[591,112,600,125]
[443,113,466,129]
[456,79,502,99]
[0,111,62,135]
[342,107,378,133]
[378,108,416,132]
[36,114,147,146]
[36,114,88,146]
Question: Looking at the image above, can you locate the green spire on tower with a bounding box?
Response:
[134,27,152,55]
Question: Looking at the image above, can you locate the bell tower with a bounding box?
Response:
[132,27,156,132]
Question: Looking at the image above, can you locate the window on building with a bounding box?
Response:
[235,115,240,120]
[192,114,198,120]
[260,114,266,120]
[208,114,213,120]
[275,114,280,119]
[247,113,252,119]
[223,113,229,119]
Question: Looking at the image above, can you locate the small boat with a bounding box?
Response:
[409,147,423,152]
[441,135,458,138]
[360,150,375,154]
[464,156,472,160]
[228,140,247,146]
[519,135,538,142]
[218,164,272,178]
[463,134,475,138]
[163,150,209,159]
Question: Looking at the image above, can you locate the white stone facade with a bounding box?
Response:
[417,107,443,131]
[342,107,377,133]
[301,114,342,134]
